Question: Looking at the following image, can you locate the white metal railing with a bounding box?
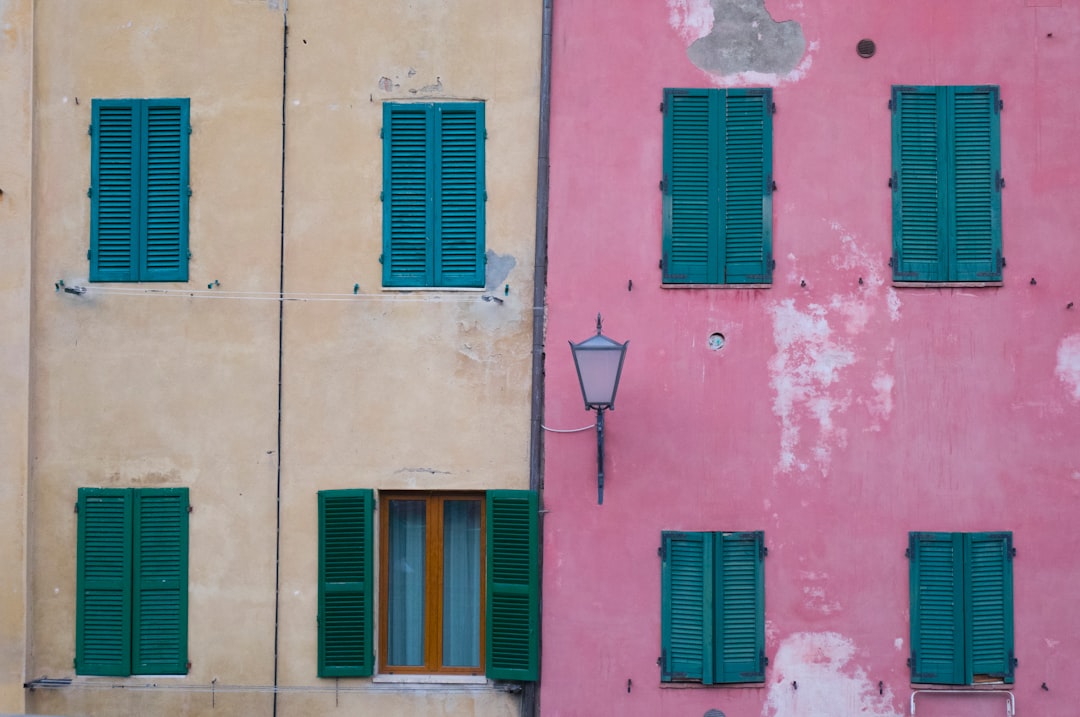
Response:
[910,689,1015,717]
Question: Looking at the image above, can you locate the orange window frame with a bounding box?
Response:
[378,493,486,675]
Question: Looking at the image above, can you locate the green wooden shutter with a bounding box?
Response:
[892,86,947,282]
[715,531,765,683]
[721,90,773,284]
[660,531,712,683]
[141,99,190,282]
[317,489,374,677]
[949,87,1001,282]
[76,488,133,676]
[435,104,485,287]
[966,532,1014,682]
[663,89,717,284]
[132,488,189,674]
[485,490,539,681]
[909,532,965,684]
[91,100,140,282]
[383,103,434,287]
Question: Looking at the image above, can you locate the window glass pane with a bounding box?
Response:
[387,500,426,666]
[442,500,481,667]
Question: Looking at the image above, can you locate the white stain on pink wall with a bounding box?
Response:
[764,632,902,717]
[768,299,855,476]
[1056,334,1080,401]
[769,222,898,475]
[666,0,714,42]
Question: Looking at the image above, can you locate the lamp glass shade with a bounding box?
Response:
[569,333,628,409]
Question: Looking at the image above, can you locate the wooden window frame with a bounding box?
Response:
[378,492,487,675]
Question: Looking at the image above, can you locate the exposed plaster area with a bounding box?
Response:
[668,0,808,80]
[768,222,898,476]
[764,632,902,717]
[1056,334,1080,401]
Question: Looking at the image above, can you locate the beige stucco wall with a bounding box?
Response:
[23,1,541,716]
[0,0,32,711]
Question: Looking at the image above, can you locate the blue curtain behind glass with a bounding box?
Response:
[387,500,426,666]
[443,500,481,667]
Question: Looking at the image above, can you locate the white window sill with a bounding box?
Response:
[661,283,772,289]
[372,674,488,685]
[380,287,485,292]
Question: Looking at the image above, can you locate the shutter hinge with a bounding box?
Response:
[73,658,77,669]
[484,129,488,140]
[187,186,193,197]
[186,662,192,671]
[188,505,194,513]
[1009,546,1017,560]
[906,533,914,559]
[657,543,665,560]
[996,171,1005,191]
[379,254,384,265]
[889,256,896,269]
[659,175,667,193]
[761,651,769,668]
[188,250,192,259]
[888,98,894,112]
[907,653,914,668]
[769,256,776,271]
[769,101,776,115]
[658,649,666,667]
[87,250,92,261]
[997,99,1004,113]
[87,187,93,198]
[379,127,383,139]
[74,502,79,514]
[659,102,664,113]
[658,258,664,270]
[888,171,898,190]
[760,543,768,560]
[767,174,777,194]
[484,190,488,202]
[87,124,93,136]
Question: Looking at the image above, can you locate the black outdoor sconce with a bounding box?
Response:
[569,314,629,505]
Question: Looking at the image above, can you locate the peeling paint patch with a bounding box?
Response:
[868,372,894,420]
[1055,334,1080,401]
[886,288,901,321]
[768,299,855,476]
[764,632,903,717]
[686,0,806,76]
[894,638,904,651]
[667,0,715,42]
[484,250,516,292]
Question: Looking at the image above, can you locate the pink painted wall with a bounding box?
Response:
[542,1,1080,716]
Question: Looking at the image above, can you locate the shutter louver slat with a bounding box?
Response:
[436,106,485,287]
[486,490,539,681]
[910,532,965,684]
[967,533,1013,681]
[664,91,714,283]
[77,488,133,676]
[722,92,771,283]
[318,490,374,677]
[91,103,138,281]
[951,88,1001,281]
[142,102,188,281]
[133,488,188,674]
[715,532,764,682]
[661,532,710,682]
[384,106,433,286]
[894,88,944,280]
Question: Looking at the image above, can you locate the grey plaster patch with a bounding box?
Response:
[484,250,516,292]
[687,0,805,76]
